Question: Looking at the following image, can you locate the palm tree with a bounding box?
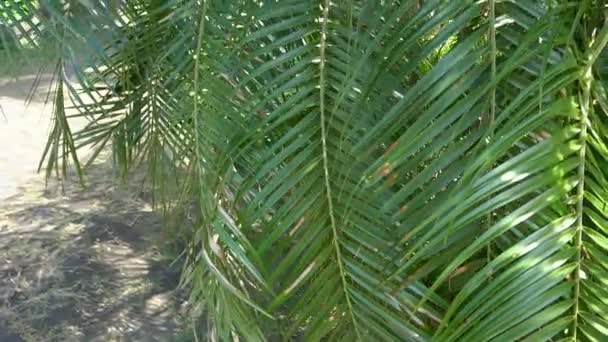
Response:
[2,0,608,340]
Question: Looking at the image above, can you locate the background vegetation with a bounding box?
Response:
[2,0,608,340]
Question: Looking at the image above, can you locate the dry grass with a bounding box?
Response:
[0,47,189,342]
[0,158,185,341]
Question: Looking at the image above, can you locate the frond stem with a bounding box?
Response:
[486,0,497,267]
[192,0,207,184]
[572,60,591,341]
[318,1,361,339]
[489,0,496,126]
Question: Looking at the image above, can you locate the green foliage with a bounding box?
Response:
[2,0,608,340]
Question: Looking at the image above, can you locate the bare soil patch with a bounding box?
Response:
[0,161,185,341]
[1,72,185,341]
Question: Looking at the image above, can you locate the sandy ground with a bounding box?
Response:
[0,74,58,201]
[0,75,185,341]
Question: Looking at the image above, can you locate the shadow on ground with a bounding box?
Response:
[0,159,185,341]
[0,73,55,103]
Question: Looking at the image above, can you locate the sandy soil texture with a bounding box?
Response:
[0,74,57,201]
[0,75,185,341]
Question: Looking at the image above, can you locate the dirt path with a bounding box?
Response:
[0,76,185,341]
[0,74,57,201]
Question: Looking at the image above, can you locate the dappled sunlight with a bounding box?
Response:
[499,170,529,183]
[0,72,91,202]
[3,0,607,339]
[0,159,183,341]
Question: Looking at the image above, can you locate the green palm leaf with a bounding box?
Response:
[3,0,608,340]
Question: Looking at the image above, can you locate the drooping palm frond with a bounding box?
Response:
[227,0,587,339]
[2,0,608,340]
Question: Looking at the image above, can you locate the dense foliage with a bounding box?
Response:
[2,0,608,340]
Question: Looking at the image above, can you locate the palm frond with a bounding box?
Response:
[3,0,608,340]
